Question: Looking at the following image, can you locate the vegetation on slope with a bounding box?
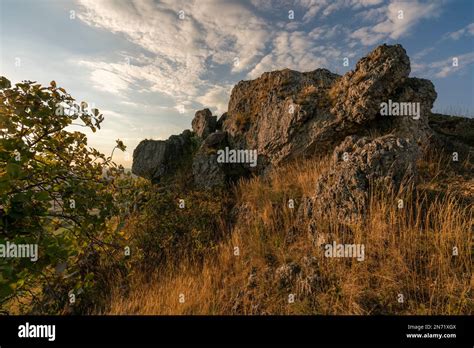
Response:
[1,77,472,315]
[105,147,473,315]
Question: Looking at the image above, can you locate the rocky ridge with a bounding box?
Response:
[132,43,473,219]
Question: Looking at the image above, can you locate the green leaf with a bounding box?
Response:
[34,191,50,201]
[115,139,126,152]
[6,163,21,178]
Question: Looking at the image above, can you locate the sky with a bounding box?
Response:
[1,0,473,167]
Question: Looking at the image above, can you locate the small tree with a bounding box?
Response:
[0,77,126,312]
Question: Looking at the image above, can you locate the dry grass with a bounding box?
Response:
[104,152,473,315]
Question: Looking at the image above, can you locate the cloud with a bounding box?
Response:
[413,52,474,78]
[351,26,386,45]
[247,30,339,79]
[309,25,344,40]
[351,0,441,45]
[74,0,357,113]
[196,85,232,115]
[298,0,384,23]
[443,22,474,40]
[355,5,387,22]
[76,59,136,96]
[89,69,130,95]
[75,0,269,97]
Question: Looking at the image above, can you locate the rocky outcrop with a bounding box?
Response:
[329,44,410,124]
[132,43,465,219]
[216,112,228,130]
[192,131,250,189]
[222,68,340,165]
[302,135,418,223]
[192,131,228,189]
[219,44,436,169]
[132,130,194,183]
[192,108,217,138]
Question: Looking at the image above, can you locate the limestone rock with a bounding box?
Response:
[330,44,411,124]
[192,131,228,189]
[132,130,194,183]
[192,108,217,138]
[221,44,419,168]
[222,68,340,165]
[302,134,418,223]
[192,131,249,189]
[133,43,445,200]
[216,112,228,130]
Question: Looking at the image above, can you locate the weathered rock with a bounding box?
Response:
[221,44,421,169]
[0,76,11,89]
[192,131,228,189]
[429,113,474,147]
[302,134,418,223]
[216,112,228,130]
[133,43,444,200]
[330,44,411,124]
[222,68,340,165]
[192,131,249,189]
[192,108,217,138]
[132,130,194,183]
[387,77,437,143]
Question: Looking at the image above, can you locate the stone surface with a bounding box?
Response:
[302,134,418,223]
[132,130,194,183]
[220,44,429,168]
[192,131,249,189]
[222,68,340,165]
[329,44,411,124]
[192,108,217,138]
[216,112,228,130]
[132,43,457,203]
[192,131,228,189]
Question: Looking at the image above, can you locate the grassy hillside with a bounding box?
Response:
[102,144,473,315]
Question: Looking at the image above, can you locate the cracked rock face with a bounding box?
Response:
[302,134,418,223]
[192,131,250,189]
[388,77,437,143]
[192,131,228,189]
[220,44,430,169]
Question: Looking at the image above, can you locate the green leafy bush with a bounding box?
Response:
[0,77,128,313]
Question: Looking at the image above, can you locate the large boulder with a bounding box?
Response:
[302,134,418,223]
[192,108,217,138]
[221,44,425,168]
[329,44,411,124]
[222,68,340,166]
[132,130,195,183]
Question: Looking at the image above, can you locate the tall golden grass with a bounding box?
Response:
[105,151,473,315]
